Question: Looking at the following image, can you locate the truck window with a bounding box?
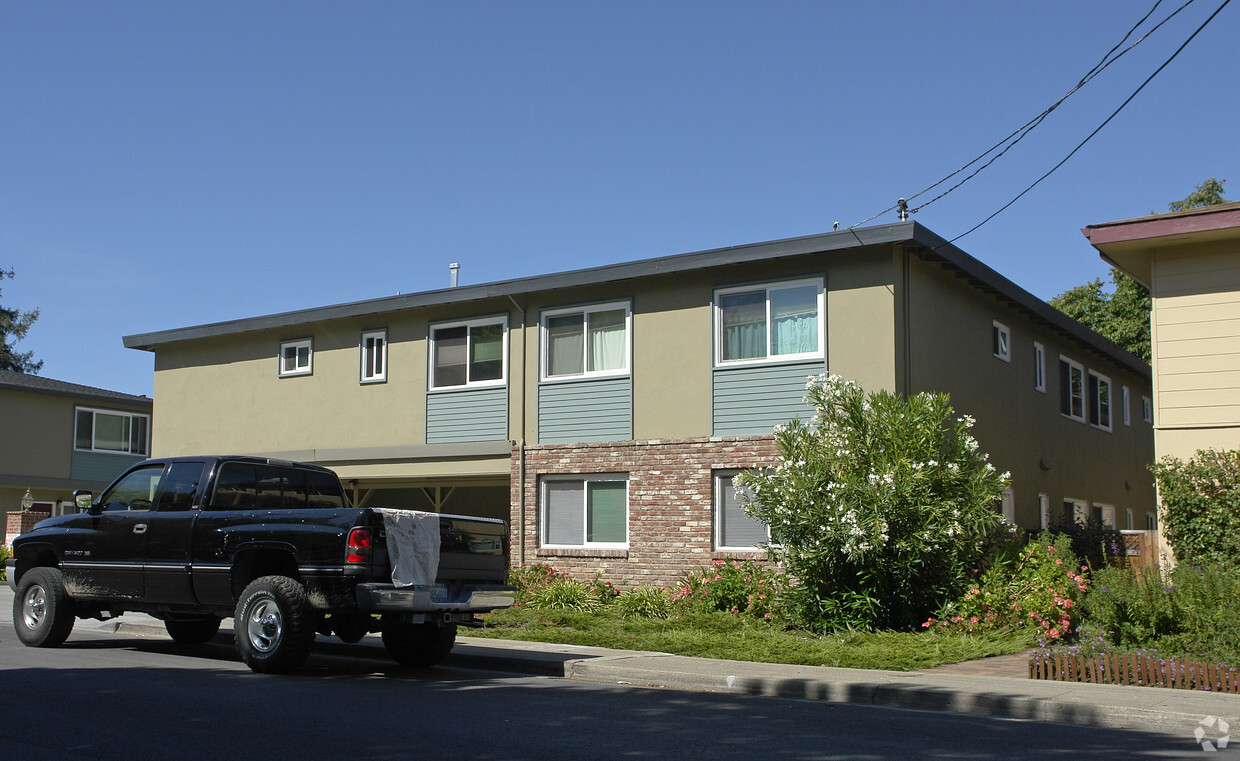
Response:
[211,463,256,509]
[255,466,284,509]
[99,463,165,512]
[282,469,309,508]
[306,470,345,509]
[156,462,205,511]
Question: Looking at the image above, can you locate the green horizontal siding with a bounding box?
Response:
[426,387,509,444]
[712,361,823,436]
[71,451,143,484]
[538,377,632,444]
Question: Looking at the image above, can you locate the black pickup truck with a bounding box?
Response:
[6,455,514,673]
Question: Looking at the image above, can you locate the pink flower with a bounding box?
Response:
[970,588,980,595]
[1047,546,1055,552]
[1049,629,1060,638]
[1055,558,1063,565]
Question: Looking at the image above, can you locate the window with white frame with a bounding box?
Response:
[429,317,507,389]
[715,278,823,365]
[279,338,313,377]
[360,329,387,383]
[75,407,149,456]
[1059,356,1085,422]
[998,488,1016,524]
[715,471,770,551]
[540,475,628,548]
[1126,508,1134,530]
[1095,503,1116,529]
[1142,395,1153,423]
[541,302,630,380]
[1122,385,1131,426]
[1146,513,1158,531]
[1088,371,1112,431]
[1064,498,1089,527]
[1033,342,1046,392]
[1038,493,1050,530]
[992,321,1011,362]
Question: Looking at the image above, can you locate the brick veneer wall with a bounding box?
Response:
[510,436,781,588]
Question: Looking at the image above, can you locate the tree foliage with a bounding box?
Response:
[737,374,1009,632]
[1150,449,1240,567]
[1168,176,1228,212]
[0,267,42,374]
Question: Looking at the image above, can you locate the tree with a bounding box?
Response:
[1051,178,1230,363]
[0,267,42,373]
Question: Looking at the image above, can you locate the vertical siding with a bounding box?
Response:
[426,387,509,443]
[538,377,632,444]
[712,360,823,436]
[71,451,143,484]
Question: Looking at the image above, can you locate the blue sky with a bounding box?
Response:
[3,1,1235,397]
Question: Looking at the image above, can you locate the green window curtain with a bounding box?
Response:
[586,481,626,544]
[470,323,504,382]
[433,326,468,386]
[720,291,766,361]
[94,412,130,452]
[770,285,818,355]
[547,314,584,376]
[587,309,626,372]
[545,480,584,545]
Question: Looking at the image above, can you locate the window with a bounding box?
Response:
[1033,342,1046,392]
[715,472,770,550]
[1146,513,1158,531]
[1059,356,1085,422]
[1142,395,1153,423]
[1122,386,1131,426]
[155,462,205,511]
[1038,493,1050,530]
[1064,498,1088,527]
[98,463,164,511]
[279,338,313,377]
[997,488,1015,524]
[75,407,150,456]
[1088,371,1112,431]
[992,321,1011,362]
[715,279,823,365]
[430,317,507,388]
[360,330,387,383]
[1125,508,1134,531]
[209,463,343,510]
[541,303,629,380]
[540,476,628,548]
[1095,503,1116,529]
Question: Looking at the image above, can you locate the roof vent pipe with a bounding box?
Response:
[449,262,460,288]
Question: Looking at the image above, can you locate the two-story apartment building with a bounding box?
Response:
[123,222,1155,586]
[1,371,152,543]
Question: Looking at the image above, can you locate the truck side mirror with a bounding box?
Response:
[73,490,97,515]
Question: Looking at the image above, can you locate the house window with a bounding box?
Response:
[1146,513,1158,531]
[1088,371,1112,431]
[1059,356,1085,422]
[1033,342,1046,392]
[1095,503,1116,529]
[430,317,507,389]
[715,472,770,551]
[540,476,628,548]
[1122,386,1131,426]
[360,330,387,383]
[992,321,1011,362]
[1125,508,1134,530]
[1142,396,1153,423]
[75,408,150,456]
[998,488,1016,524]
[1064,498,1088,527]
[279,339,313,377]
[541,302,630,380]
[715,278,823,365]
[1038,493,1050,530]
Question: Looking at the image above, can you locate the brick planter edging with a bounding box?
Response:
[1029,653,1240,693]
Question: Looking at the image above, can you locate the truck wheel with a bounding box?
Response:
[381,618,456,667]
[234,576,315,673]
[165,616,222,645]
[14,567,76,648]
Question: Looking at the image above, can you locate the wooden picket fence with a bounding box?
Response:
[1029,652,1240,693]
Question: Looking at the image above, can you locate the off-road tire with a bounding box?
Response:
[381,618,456,667]
[14,567,76,647]
[165,616,222,645]
[234,576,315,674]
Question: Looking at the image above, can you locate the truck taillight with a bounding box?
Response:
[346,527,371,564]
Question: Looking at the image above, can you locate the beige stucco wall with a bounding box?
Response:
[903,253,1156,528]
[0,389,73,480]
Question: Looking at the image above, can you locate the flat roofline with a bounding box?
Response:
[1083,201,1240,246]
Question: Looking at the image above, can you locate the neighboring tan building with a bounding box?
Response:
[1,371,152,544]
[123,222,1156,586]
[1084,201,1240,552]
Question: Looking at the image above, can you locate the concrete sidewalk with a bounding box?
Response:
[5,584,1238,738]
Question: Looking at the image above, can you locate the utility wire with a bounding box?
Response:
[945,0,1232,246]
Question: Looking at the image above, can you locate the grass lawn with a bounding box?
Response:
[464,607,1035,671]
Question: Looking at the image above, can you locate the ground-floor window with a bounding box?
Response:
[714,471,769,551]
[540,475,628,549]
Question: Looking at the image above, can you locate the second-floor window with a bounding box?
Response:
[715,278,823,365]
[1088,371,1112,431]
[429,317,507,389]
[541,302,630,380]
[279,338,312,377]
[75,407,150,456]
[360,330,387,383]
[1059,356,1085,422]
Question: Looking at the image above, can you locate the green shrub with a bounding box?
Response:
[0,544,8,582]
[588,573,619,604]
[670,559,785,621]
[524,577,604,612]
[615,585,674,619]
[508,563,565,602]
[1151,449,1240,565]
[738,373,1009,632]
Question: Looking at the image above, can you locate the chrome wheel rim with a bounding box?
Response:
[22,584,48,631]
[246,596,283,653]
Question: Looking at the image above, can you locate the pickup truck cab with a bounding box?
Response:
[6,456,514,673]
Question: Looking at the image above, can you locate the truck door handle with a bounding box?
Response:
[133,524,148,535]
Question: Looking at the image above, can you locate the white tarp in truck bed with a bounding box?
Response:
[375,509,441,587]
